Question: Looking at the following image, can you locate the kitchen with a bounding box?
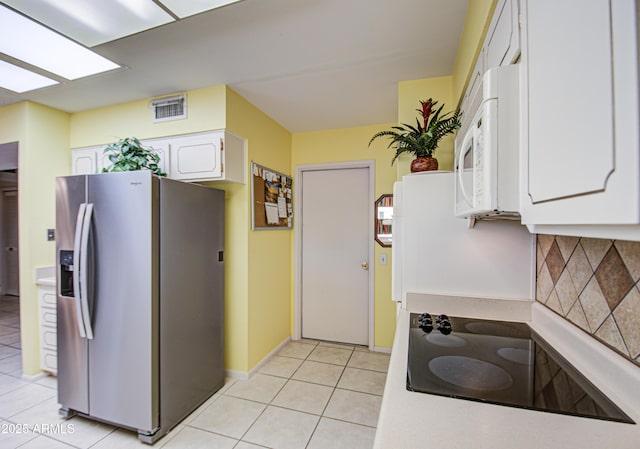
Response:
[0,0,639,448]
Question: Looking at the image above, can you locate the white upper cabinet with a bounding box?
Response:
[168,130,245,183]
[519,0,640,239]
[71,130,246,184]
[72,140,169,175]
[459,47,485,134]
[485,0,521,69]
[71,146,99,175]
[460,0,519,133]
[170,132,222,180]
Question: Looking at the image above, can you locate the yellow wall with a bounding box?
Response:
[451,0,497,104]
[225,87,293,370]
[70,86,226,147]
[292,124,398,348]
[69,85,293,374]
[0,102,70,376]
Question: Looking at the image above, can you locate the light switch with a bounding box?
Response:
[379,254,387,265]
[47,229,55,241]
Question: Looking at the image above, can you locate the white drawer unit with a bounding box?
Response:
[38,285,57,374]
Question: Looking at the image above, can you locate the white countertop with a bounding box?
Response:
[374,294,640,449]
[34,266,55,287]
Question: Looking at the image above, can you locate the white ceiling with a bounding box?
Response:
[0,0,468,133]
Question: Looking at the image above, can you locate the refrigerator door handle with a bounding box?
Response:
[73,203,87,338]
[79,203,94,340]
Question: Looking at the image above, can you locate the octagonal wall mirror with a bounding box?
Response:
[375,194,393,247]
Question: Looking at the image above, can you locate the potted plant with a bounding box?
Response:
[369,98,461,172]
[102,137,166,176]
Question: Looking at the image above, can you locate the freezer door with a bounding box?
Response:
[86,171,159,433]
[159,178,225,432]
[55,175,89,414]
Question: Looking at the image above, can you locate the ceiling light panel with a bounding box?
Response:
[0,60,58,93]
[1,0,175,46]
[0,6,120,80]
[159,0,242,19]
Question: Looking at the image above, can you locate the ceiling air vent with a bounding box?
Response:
[151,94,186,123]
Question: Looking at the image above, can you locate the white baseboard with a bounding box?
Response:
[225,336,292,380]
[373,346,392,354]
[22,372,47,382]
[224,369,249,381]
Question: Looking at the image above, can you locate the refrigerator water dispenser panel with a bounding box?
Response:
[59,250,74,297]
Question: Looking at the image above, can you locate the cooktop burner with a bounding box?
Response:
[407,313,634,423]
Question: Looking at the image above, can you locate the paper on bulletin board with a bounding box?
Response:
[265,203,280,224]
[251,161,293,230]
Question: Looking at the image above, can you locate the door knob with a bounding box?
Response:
[361,262,368,270]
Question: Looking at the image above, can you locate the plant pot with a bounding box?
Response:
[410,157,438,173]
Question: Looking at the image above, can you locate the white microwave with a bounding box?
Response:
[454,65,520,219]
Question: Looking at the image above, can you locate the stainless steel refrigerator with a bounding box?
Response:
[55,170,225,443]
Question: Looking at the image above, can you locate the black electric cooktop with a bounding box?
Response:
[407,313,634,424]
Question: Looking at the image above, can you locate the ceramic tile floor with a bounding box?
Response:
[0,295,389,449]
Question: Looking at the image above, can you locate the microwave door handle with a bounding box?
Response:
[79,203,94,340]
[73,203,87,339]
[457,132,474,208]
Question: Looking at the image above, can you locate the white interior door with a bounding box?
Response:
[3,190,19,296]
[300,167,370,345]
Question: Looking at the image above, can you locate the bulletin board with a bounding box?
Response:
[251,162,293,230]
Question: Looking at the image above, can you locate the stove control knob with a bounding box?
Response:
[418,313,433,333]
[437,321,452,335]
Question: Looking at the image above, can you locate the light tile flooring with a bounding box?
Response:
[0,295,389,449]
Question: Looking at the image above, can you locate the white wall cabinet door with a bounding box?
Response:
[71,146,99,175]
[459,47,485,140]
[168,130,245,183]
[520,0,640,236]
[485,0,520,69]
[140,138,170,176]
[169,132,222,181]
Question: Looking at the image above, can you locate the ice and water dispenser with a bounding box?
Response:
[59,250,74,297]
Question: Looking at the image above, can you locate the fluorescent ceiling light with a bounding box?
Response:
[159,0,243,18]
[0,60,58,93]
[0,6,120,80]
[1,0,175,46]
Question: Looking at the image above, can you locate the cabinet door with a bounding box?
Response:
[169,132,222,181]
[71,147,99,175]
[485,0,520,69]
[526,0,613,203]
[459,48,485,139]
[520,0,640,227]
[141,138,170,175]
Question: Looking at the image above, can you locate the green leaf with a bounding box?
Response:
[101,137,167,176]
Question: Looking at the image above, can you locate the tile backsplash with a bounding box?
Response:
[536,235,640,367]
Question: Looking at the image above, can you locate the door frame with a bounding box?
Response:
[293,160,375,349]
[0,188,18,296]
